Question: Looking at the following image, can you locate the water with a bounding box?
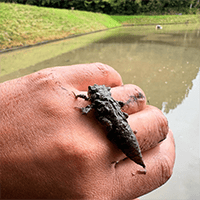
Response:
[0,24,200,199]
[149,70,200,200]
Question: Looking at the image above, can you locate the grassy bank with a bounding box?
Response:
[0,3,199,50]
[111,14,200,25]
[0,3,121,50]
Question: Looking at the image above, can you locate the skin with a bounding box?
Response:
[0,63,175,199]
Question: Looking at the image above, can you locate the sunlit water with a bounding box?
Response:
[0,24,199,199]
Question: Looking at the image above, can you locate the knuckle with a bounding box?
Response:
[25,70,71,117]
[95,63,122,86]
[160,156,174,183]
[28,70,56,89]
[96,63,110,78]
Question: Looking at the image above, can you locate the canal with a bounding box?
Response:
[0,24,199,199]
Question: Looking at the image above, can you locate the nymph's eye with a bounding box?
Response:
[88,87,95,94]
[90,90,96,94]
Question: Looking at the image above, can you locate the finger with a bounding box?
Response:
[111,84,147,114]
[128,105,169,152]
[48,63,123,90]
[113,129,175,200]
[107,105,168,168]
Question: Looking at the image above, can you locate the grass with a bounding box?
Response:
[0,3,120,50]
[0,3,199,50]
[111,14,200,25]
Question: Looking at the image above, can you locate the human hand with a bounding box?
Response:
[0,63,175,199]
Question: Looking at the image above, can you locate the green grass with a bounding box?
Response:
[111,14,200,25]
[0,3,199,50]
[0,3,120,49]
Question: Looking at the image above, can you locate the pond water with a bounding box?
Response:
[0,24,200,199]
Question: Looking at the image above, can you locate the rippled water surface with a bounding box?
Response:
[0,24,199,199]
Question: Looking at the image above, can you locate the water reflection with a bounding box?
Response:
[1,25,199,113]
[0,24,199,200]
[142,69,200,200]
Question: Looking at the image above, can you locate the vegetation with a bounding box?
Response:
[111,14,200,25]
[0,2,199,50]
[0,2,121,49]
[1,0,199,15]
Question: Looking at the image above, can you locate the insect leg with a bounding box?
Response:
[81,104,93,114]
[72,91,90,101]
[111,160,119,168]
[118,101,125,108]
[98,116,112,132]
[76,94,90,101]
[122,157,128,161]
[111,158,128,168]
[123,112,129,119]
